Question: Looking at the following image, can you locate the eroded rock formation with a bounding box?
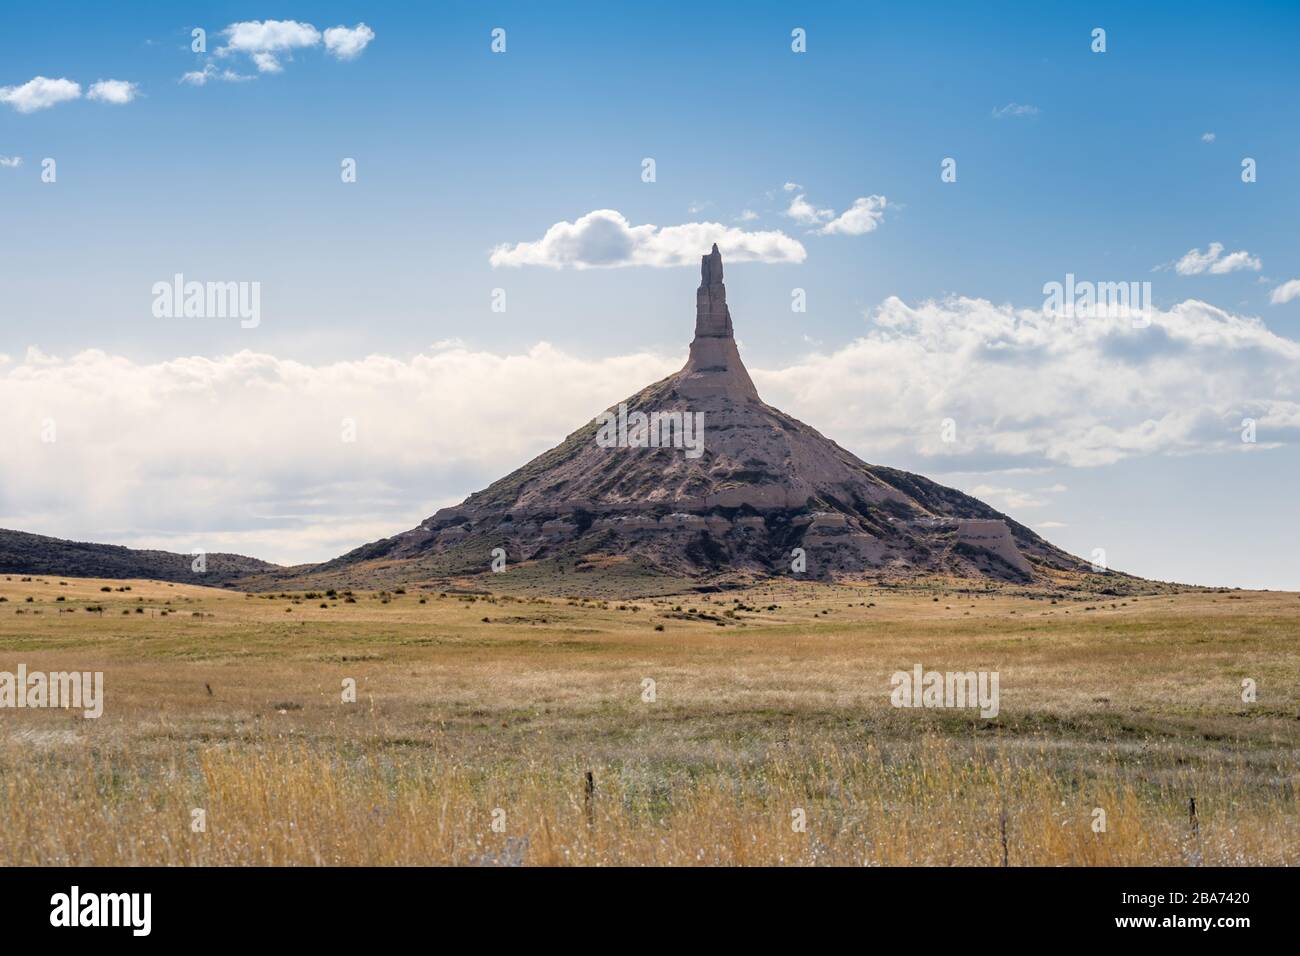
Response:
[319,247,1089,588]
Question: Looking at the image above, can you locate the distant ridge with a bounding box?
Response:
[0,528,280,587]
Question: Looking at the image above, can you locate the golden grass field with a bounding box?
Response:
[0,572,1296,865]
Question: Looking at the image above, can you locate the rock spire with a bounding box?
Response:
[678,244,759,401]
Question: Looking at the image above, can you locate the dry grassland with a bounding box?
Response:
[0,573,1295,865]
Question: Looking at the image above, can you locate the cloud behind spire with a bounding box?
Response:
[489,209,806,268]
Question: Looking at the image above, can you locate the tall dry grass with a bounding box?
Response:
[2,734,1293,866]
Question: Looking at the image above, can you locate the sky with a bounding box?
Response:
[1,2,1298,589]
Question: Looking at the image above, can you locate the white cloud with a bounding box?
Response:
[323,23,375,60]
[945,479,1065,513]
[785,193,835,226]
[250,52,283,74]
[86,79,138,105]
[1174,242,1262,275]
[489,209,806,269]
[0,344,678,564]
[0,156,21,168]
[1208,251,1261,274]
[4,294,1296,561]
[180,64,254,86]
[782,182,802,192]
[820,195,888,236]
[736,209,759,222]
[1270,279,1300,305]
[192,20,376,79]
[1,76,139,110]
[967,485,1047,510]
[221,19,321,54]
[755,294,1300,468]
[0,76,81,113]
[1201,132,1216,143]
[992,102,1040,119]
[1036,521,1068,529]
[786,191,888,236]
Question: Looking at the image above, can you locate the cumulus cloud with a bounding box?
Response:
[992,102,1040,119]
[1174,242,1262,275]
[820,195,888,235]
[755,294,1300,469]
[489,209,806,269]
[250,52,283,74]
[785,191,888,236]
[785,193,835,226]
[0,156,21,168]
[0,76,81,112]
[323,23,375,60]
[86,79,138,104]
[219,19,321,73]
[3,295,1296,561]
[1270,279,1300,305]
[1201,132,1216,143]
[207,19,374,75]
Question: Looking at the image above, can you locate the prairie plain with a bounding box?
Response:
[0,573,1296,866]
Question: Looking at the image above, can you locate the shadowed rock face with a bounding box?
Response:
[322,247,1091,586]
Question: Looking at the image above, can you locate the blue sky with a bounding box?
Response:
[2,2,1298,588]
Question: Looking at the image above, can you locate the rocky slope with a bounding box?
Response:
[302,246,1091,591]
